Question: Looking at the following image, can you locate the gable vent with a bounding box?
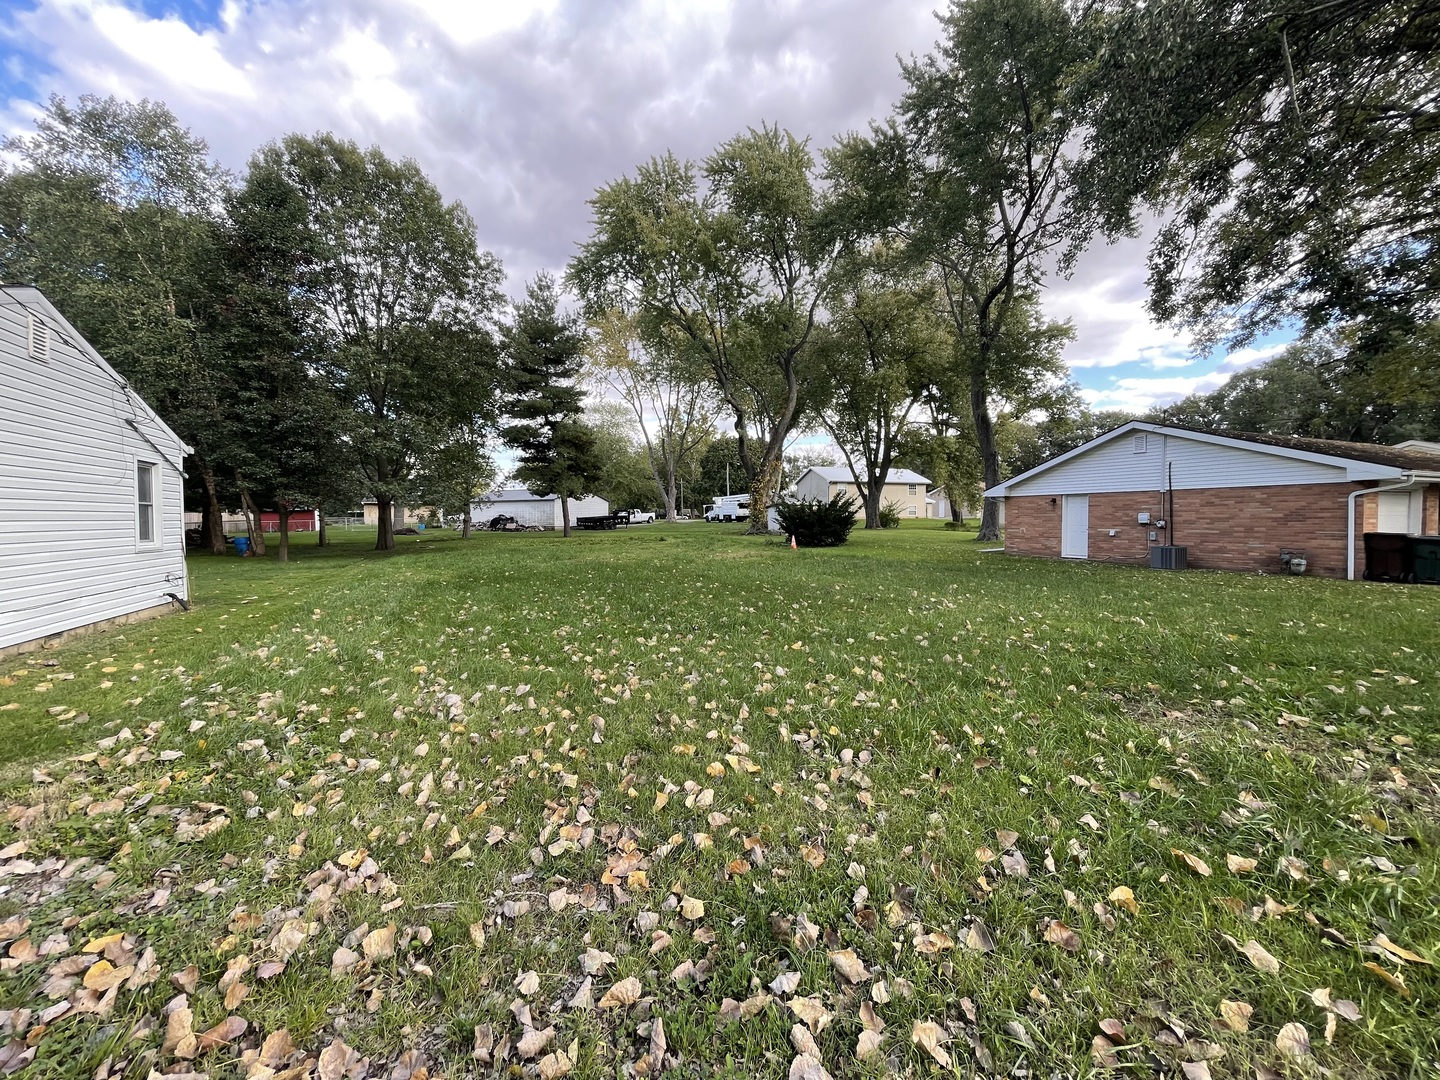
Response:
[28,313,51,362]
[1132,433,1148,453]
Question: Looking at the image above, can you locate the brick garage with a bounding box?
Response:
[986,424,1440,580]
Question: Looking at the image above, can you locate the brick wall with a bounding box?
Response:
[1003,483,1393,578]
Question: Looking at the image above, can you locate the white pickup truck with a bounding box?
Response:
[621,509,656,524]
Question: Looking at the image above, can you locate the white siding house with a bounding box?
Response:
[470,489,610,529]
[1,286,191,654]
[794,467,933,518]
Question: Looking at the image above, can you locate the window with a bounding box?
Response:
[907,484,917,495]
[907,506,917,516]
[137,463,157,544]
[1132,434,1148,453]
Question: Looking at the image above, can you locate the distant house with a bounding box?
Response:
[361,500,425,528]
[794,467,933,519]
[983,421,1440,578]
[1,286,190,655]
[471,489,610,529]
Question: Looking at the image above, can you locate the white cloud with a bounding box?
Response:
[1080,372,1233,414]
[83,1,253,98]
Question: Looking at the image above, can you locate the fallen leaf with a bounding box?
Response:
[516,970,541,996]
[965,920,995,952]
[911,1019,951,1068]
[1225,854,1257,874]
[828,948,869,984]
[361,924,396,961]
[598,976,642,1008]
[1222,934,1280,974]
[517,1026,555,1059]
[790,1023,821,1059]
[1043,920,1080,953]
[789,995,832,1033]
[197,1015,247,1053]
[769,970,801,996]
[856,1029,885,1061]
[538,1049,574,1080]
[1218,999,1252,1032]
[1108,886,1138,915]
[1275,1022,1311,1059]
[1362,961,1409,996]
[788,1054,833,1080]
[1375,933,1431,965]
[679,896,705,921]
[1171,849,1212,877]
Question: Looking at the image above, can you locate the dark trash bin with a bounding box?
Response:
[1409,535,1440,584]
[1362,533,1411,582]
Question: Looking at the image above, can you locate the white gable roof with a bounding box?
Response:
[802,466,930,486]
[2,285,191,460]
[481,488,558,503]
[984,421,1438,498]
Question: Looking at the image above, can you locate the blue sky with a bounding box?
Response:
[0,0,1284,415]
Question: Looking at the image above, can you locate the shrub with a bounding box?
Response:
[943,520,964,531]
[775,493,860,547]
[878,500,904,529]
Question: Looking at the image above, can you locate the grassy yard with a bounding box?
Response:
[1,523,1436,1079]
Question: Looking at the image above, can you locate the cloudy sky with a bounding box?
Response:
[0,0,1284,413]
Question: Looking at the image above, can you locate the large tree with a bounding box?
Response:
[501,274,603,537]
[0,95,238,548]
[255,133,504,551]
[814,253,949,528]
[569,125,835,532]
[585,310,718,519]
[1074,0,1440,360]
[827,0,1087,540]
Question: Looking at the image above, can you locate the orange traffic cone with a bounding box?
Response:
[790,535,797,550]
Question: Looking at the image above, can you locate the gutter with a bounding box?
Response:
[1346,473,1437,580]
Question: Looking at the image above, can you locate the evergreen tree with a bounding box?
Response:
[501,275,603,536]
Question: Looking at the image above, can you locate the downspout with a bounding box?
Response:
[1347,476,1414,580]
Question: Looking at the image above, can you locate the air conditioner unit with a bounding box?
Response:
[1149,545,1188,570]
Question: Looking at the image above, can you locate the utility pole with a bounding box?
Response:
[726,463,730,497]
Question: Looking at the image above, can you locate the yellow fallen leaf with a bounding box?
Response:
[1108,886,1138,915]
[1218,999,1252,1032]
[1225,854,1257,874]
[679,896,705,921]
[1375,933,1432,965]
[1362,961,1409,996]
[911,1019,951,1068]
[1171,849,1212,877]
[82,933,124,954]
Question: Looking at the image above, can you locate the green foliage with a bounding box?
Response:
[569,125,835,528]
[877,500,903,529]
[1074,0,1440,356]
[775,493,861,547]
[255,133,504,550]
[1149,340,1440,443]
[502,275,604,532]
[825,0,1084,540]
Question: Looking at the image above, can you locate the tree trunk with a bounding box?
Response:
[461,512,471,539]
[239,485,266,556]
[560,494,571,537]
[949,491,964,526]
[200,467,226,554]
[376,495,396,551]
[863,482,883,530]
[971,369,1002,542]
[745,456,783,534]
[277,509,291,563]
[318,515,328,547]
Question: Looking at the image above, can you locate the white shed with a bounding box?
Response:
[1,286,191,654]
[471,489,610,529]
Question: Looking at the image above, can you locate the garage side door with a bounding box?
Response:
[1062,495,1089,558]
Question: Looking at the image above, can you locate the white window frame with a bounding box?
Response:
[907,505,917,516]
[135,459,161,550]
[907,483,917,495]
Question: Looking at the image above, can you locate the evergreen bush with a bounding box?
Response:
[776,493,860,547]
[878,500,903,529]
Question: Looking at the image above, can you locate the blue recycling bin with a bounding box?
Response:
[233,536,250,556]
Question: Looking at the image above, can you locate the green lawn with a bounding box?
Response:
[1,523,1436,1078]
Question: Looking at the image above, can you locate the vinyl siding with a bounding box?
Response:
[1005,431,1349,496]
[471,495,609,528]
[795,472,831,502]
[1,292,189,650]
